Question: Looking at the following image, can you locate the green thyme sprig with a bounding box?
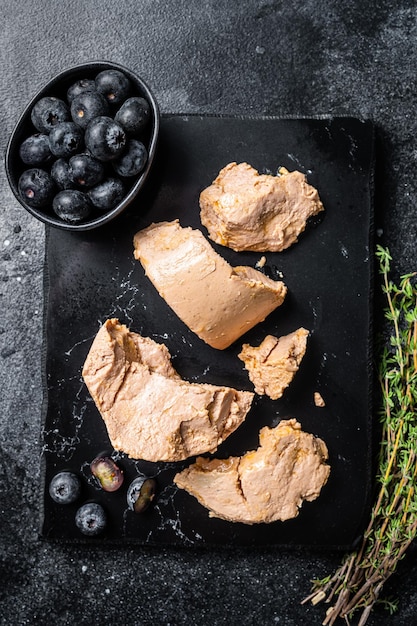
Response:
[302,245,417,625]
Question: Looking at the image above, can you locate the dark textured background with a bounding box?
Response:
[1,1,417,624]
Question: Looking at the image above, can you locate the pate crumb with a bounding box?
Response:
[314,391,326,407]
[255,255,267,268]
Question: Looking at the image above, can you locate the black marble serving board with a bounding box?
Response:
[40,114,374,548]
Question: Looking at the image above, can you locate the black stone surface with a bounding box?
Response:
[42,115,374,550]
[1,2,417,625]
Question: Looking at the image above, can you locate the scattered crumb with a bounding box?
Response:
[314,391,325,407]
[255,255,267,269]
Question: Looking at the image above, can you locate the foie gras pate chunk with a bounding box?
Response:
[133,220,287,350]
[238,328,309,400]
[82,319,254,462]
[199,162,324,252]
[174,419,330,524]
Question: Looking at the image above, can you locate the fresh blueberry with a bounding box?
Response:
[49,471,81,504]
[88,177,125,211]
[113,139,147,177]
[84,116,126,161]
[51,158,74,190]
[31,96,70,134]
[68,153,105,187]
[70,91,110,129]
[49,122,84,158]
[67,78,96,103]
[19,133,52,165]
[53,189,92,223]
[95,69,131,106]
[18,168,55,208]
[75,502,107,536]
[115,97,151,136]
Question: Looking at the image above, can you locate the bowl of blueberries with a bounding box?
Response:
[5,61,160,231]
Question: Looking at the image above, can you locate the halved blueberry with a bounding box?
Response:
[127,476,156,513]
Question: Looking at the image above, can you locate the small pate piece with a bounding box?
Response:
[133,220,287,350]
[238,328,309,400]
[199,162,324,252]
[82,319,254,462]
[174,419,330,524]
[314,391,326,407]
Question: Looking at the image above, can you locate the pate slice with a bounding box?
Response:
[199,162,324,252]
[174,419,330,524]
[133,220,287,350]
[238,328,309,400]
[82,319,254,462]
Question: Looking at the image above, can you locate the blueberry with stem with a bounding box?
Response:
[18,168,55,208]
[71,91,109,129]
[95,69,131,106]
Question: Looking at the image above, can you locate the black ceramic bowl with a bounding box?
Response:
[5,61,160,231]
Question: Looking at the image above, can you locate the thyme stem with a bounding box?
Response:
[302,246,417,624]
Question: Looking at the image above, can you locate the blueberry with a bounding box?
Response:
[67,78,96,102]
[19,133,52,165]
[88,177,125,211]
[49,471,81,504]
[68,153,105,187]
[112,139,147,177]
[84,116,126,161]
[115,97,151,136]
[18,168,55,207]
[70,91,109,129]
[53,189,92,223]
[51,158,74,190]
[49,122,84,158]
[95,69,131,106]
[31,96,70,134]
[127,476,156,513]
[75,502,107,536]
